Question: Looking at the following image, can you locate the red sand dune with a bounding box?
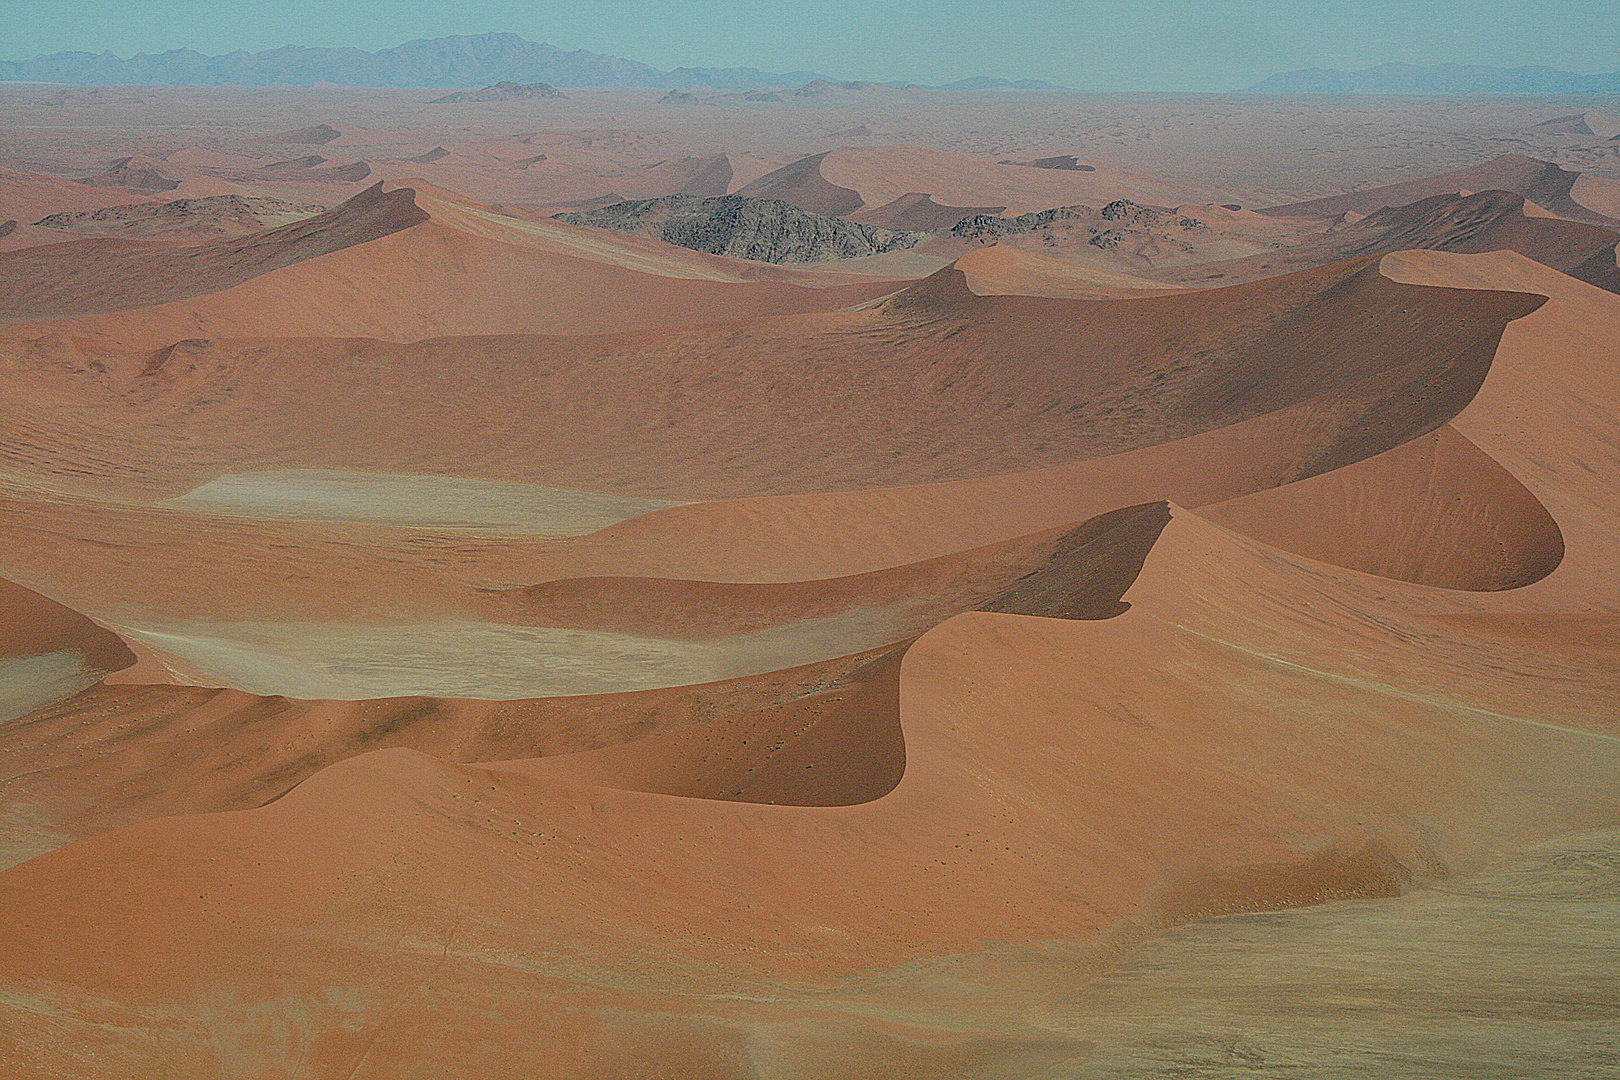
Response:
[737,150,867,215]
[0,256,1535,508]
[0,253,1551,828]
[1179,189,1620,294]
[848,191,1009,230]
[0,183,904,345]
[2,95,1619,1074]
[3,493,1618,1072]
[1259,153,1620,226]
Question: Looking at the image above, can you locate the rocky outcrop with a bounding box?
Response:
[1100,199,1169,223]
[951,205,1093,238]
[430,81,566,103]
[555,195,923,263]
[35,195,325,239]
[658,90,701,104]
[1030,155,1096,171]
[952,200,1200,253]
[77,157,179,192]
[790,79,892,97]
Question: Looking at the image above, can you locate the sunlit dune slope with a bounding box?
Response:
[2,496,1618,1076]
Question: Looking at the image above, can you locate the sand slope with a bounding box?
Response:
[0,136,1617,1073]
[1259,153,1620,225]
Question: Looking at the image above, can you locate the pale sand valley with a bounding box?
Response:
[1,79,1620,1077]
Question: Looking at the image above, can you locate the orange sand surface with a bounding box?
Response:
[1,91,1619,1077]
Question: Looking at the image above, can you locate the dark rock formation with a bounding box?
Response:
[951,205,1093,238]
[554,195,923,263]
[430,81,566,103]
[1100,199,1168,224]
[35,194,324,239]
[77,157,179,192]
[658,90,701,104]
[1030,155,1096,171]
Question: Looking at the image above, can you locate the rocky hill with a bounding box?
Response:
[555,195,923,263]
[429,81,566,103]
[35,194,324,239]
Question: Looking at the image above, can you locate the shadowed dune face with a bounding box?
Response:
[1205,424,1565,591]
[0,575,135,727]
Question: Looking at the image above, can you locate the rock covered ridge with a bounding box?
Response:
[953,199,1198,249]
[36,194,325,238]
[555,195,923,263]
[429,81,566,103]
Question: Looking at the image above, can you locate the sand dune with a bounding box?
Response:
[1259,153,1620,225]
[0,184,904,348]
[1179,189,1620,292]
[4,495,1618,1074]
[848,191,1008,230]
[3,88,1619,1076]
[953,243,1181,296]
[737,150,867,215]
[0,256,1537,504]
[0,251,1557,835]
[0,181,427,322]
[734,146,1228,220]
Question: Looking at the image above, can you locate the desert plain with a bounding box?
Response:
[0,81,1619,1077]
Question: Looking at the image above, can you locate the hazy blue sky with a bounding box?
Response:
[3,1,1615,91]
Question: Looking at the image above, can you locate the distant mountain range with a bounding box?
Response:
[0,32,1059,92]
[1250,64,1620,95]
[0,33,830,90]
